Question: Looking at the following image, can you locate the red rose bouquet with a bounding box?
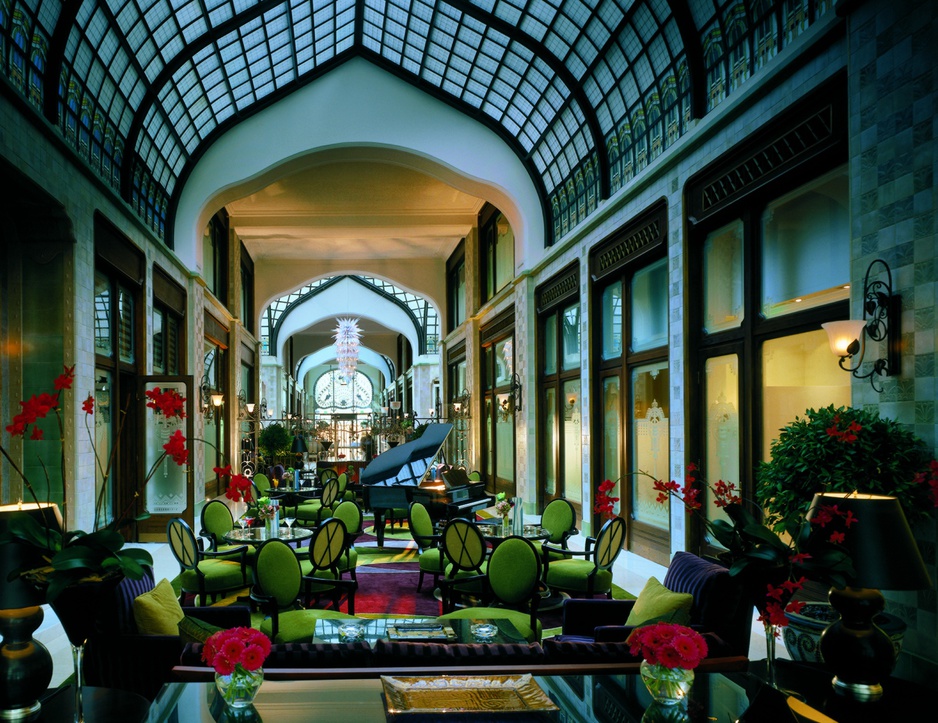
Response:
[628,622,707,705]
[202,626,271,707]
[627,622,708,670]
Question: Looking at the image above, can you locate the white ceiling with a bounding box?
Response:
[227,160,483,262]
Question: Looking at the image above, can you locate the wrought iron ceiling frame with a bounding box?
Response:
[268,274,432,357]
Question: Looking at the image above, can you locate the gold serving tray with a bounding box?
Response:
[381,674,559,715]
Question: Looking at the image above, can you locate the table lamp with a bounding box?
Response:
[291,433,308,469]
[0,503,60,720]
[806,492,932,702]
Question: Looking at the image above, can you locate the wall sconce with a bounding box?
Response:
[498,373,523,420]
[200,376,224,421]
[237,389,258,420]
[821,258,900,393]
[450,390,471,420]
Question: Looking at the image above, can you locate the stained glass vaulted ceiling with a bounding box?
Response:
[1,0,832,245]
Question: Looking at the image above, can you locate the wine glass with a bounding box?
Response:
[243,516,254,532]
[238,516,247,532]
[283,516,295,534]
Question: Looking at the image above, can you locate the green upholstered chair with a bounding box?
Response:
[198,499,256,571]
[319,468,338,485]
[298,517,357,614]
[543,516,626,599]
[295,476,340,526]
[336,472,356,502]
[532,498,578,561]
[438,517,489,612]
[252,473,271,498]
[439,536,544,642]
[408,501,444,592]
[331,500,363,581]
[468,470,482,481]
[167,517,248,607]
[250,538,354,643]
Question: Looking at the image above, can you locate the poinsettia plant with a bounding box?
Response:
[0,367,192,600]
[627,622,708,669]
[201,626,271,675]
[649,465,855,631]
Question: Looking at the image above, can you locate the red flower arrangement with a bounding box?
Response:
[201,626,271,675]
[628,622,708,669]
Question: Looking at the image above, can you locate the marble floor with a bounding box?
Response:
[34,525,777,688]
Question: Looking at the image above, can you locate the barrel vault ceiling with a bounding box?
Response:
[2,1,835,251]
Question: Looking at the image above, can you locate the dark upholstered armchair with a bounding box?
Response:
[554,551,755,658]
[83,567,251,700]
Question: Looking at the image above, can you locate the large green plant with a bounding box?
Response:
[756,405,936,535]
[257,423,291,459]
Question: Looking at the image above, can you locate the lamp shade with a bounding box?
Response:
[291,434,308,454]
[806,493,931,590]
[821,320,867,357]
[0,503,61,609]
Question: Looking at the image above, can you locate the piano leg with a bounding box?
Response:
[373,509,387,547]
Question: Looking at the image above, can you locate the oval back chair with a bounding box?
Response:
[167,517,247,606]
[439,518,489,611]
[543,516,626,599]
[408,501,443,592]
[299,517,357,614]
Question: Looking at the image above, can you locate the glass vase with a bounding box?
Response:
[764,621,779,689]
[640,660,694,706]
[501,516,511,536]
[215,666,264,708]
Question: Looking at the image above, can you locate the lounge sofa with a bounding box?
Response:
[553,551,755,659]
[83,568,252,700]
[85,558,749,698]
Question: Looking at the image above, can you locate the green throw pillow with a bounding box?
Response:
[133,578,185,635]
[625,576,693,627]
[178,615,224,644]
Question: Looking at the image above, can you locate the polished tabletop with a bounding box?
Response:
[147,670,760,723]
[308,616,526,645]
[223,526,313,546]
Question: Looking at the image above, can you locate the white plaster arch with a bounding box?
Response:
[258,270,442,343]
[173,57,543,275]
[273,278,419,362]
[296,347,392,388]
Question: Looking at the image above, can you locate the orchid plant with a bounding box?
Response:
[649,464,855,631]
[0,367,192,600]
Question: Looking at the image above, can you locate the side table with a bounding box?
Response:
[752,658,932,722]
[38,684,150,722]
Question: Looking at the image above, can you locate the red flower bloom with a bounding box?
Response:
[82,395,95,415]
[29,427,44,440]
[145,386,188,419]
[53,365,75,391]
[163,429,189,466]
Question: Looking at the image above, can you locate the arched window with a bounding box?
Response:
[314,370,374,414]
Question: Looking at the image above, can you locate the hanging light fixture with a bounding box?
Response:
[333,318,362,383]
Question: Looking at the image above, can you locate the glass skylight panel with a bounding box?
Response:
[689,0,716,28]
[35,0,60,32]
[648,34,669,73]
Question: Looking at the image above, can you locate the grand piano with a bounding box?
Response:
[359,423,492,546]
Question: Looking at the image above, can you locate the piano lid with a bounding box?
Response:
[359,423,452,486]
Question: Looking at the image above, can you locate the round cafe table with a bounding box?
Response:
[223,526,313,547]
